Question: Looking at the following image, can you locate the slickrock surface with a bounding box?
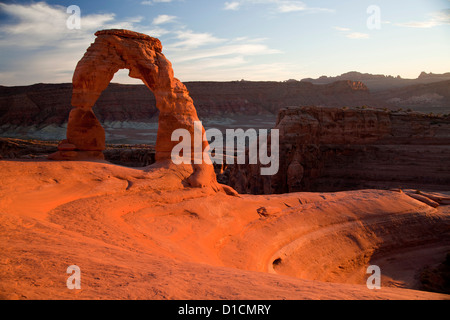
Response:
[0,160,449,299]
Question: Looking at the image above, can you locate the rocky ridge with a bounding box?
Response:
[1,78,449,144]
[301,71,450,92]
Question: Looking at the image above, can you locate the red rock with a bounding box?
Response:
[57,143,76,151]
[66,108,105,151]
[48,150,105,161]
[405,192,440,208]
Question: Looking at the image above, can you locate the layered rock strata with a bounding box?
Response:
[228,106,450,194]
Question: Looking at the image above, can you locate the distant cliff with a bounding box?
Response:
[185,80,373,116]
[0,80,373,126]
[0,83,157,128]
[376,80,450,111]
[226,106,450,194]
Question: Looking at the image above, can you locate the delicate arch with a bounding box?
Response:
[49,29,225,191]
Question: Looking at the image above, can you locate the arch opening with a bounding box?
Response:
[96,69,159,146]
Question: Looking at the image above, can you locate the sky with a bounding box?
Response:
[0,0,449,85]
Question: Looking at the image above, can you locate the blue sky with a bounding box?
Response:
[0,0,449,85]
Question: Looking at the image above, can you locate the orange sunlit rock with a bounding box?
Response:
[0,160,449,299]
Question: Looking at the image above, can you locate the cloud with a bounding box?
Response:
[0,2,151,84]
[169,29,226,49]
[163,33,284,80]
[172,60,298,81]
[139,27,171,38]
[346,32,369,39]
[0,2,143,47]
[224,2,241,11]
[165,32,280,59]
[396,9,450,28]
[223,0,333,14]
[141,0,173,5]
[333,26,350,32]
[277,1,306,13]
[152,14,177,25]
[333,26,369,40]
[169,42,281,62]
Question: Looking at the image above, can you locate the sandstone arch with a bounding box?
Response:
[49,29,229,192]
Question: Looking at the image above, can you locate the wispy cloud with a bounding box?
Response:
[152,14,177,25]
[138,27,171,38]
[221,0,333,14]
[169,42,281,62]
[333,26,350,32]
[333,26,369,40]
[396,9,450,28]
[346,32,369,39]
[173,60,298,81]
[169,29,225,49]
[224,2,241,11]
[277,1,306,13]
[164,33,284,80]
[141,0,173,5]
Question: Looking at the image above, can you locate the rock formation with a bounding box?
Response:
[228,106,450,194]
[48,29,227,192]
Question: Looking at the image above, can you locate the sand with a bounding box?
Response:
[0,159,449,300]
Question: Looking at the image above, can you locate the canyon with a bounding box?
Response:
[2,104,449,195]
[1,76,449,144]
[227,106,450,194]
